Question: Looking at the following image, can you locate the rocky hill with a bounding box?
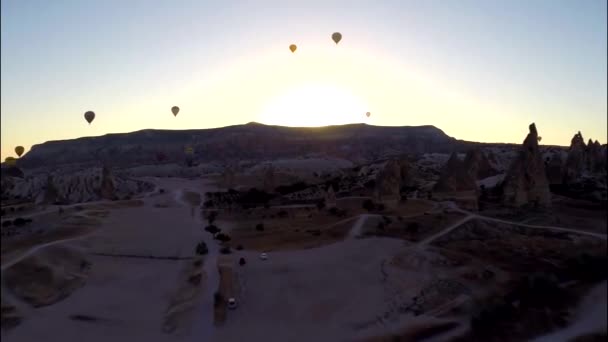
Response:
[17,123,472,169]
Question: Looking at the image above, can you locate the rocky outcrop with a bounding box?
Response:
[3,167,153,204]
[375,159,412,203]
[463,148,499,180]
[502,123,551,207]
[587,140,605,172]
[562,131,587,185]
[262,165,276,193]
[433,153,477,192]
[324,186,336,207]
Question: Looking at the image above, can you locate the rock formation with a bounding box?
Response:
[262,165,276,193]
[433,153,477,193]
[99,165,115,200]
[324,186,336,207]
[3,167,152,204]
[545,153,564,185]
[562,131,587,184]
[586,140,605,172]
[502,123,551,207]
[374,159,412,205]
[463,148,499,180]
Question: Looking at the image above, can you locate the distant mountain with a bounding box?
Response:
[19,122,477,169]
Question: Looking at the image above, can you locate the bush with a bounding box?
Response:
[215,233,231,242]
[193,259,202,267]
[406,222,419,233]
[207,211,218,224]
[195,241,208,255]
[255,223,264,231]
[204,225,220,234]
[13,218,28,227]
[239,257,246,266]
[236,245,243,250]
[220,246,231,254]
[362,199,375,212]
[188,273,202,285]
[316,199,326,210]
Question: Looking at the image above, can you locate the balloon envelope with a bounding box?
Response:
[331,32,342,44]
[366,112,371,118]
[289,44,297,53]
[171,106,180,116]
[84,111,95,124]
[15,146,24,157]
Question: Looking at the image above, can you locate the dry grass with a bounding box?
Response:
[230,216,356,252]
[361,212,468,242]
[162,256,206,334]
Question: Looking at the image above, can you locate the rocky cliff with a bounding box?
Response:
[17,123,468,169]
[502,123,551,207]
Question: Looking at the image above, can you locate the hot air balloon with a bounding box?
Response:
[289,44,297,53]
[84,111,95,124]
[15,146,24,157]
[331,32,342,44]
[366,112,371,118]
[171,106,180,116]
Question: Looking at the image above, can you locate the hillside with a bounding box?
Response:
[17,122,472,168]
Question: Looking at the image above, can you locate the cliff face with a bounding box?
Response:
[502,123,551,208]
[18,123,463,169]
[563,132,588,185]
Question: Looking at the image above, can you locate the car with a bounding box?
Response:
[228,297,237,309]
[259,253,268,260]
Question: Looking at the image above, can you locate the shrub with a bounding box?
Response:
[406,222,419,233]
[207,211,218,224]
[316,199,326,210]
[236,245,243,250]
[13,218,27,227]
[239,257,246,266]
[255,223,264,231]
[193,259,203,267]
[204,225,220,234]
[220,246,231,254]
[159,188,166,194]
[362,199,375,212]
[188,273,202,285]
[195,241,208,255]
[215,233,231,242]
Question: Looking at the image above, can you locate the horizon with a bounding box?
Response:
[2,0,607,160]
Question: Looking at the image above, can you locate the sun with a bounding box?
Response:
[258,84,369,127]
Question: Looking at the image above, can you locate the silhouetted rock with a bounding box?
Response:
[463,148,499,180]
[375,159,411,205]
[563,131,587,185]
[502,123,551,207]
[434,153,477,192]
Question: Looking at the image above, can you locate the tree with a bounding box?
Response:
[239,257,246,266]
[316,199,326,211]
[362,199,375,212]
[195,241,208,255]
[207,211,218,225]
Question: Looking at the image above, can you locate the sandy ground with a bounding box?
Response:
[2,177,606,342]
[1,177,212,342]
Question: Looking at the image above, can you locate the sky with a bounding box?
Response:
[1,0,607,160]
